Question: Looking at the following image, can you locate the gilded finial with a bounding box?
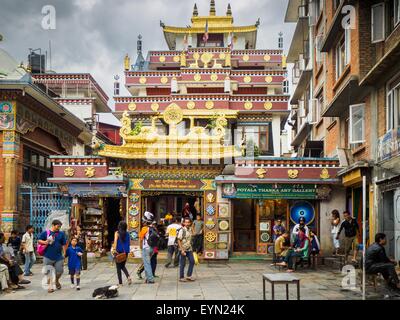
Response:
[193,3,198,16]
[124,54,130,71]
[227,3,232,16]
[210,0,216,16]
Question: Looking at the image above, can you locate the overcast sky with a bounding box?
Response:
[0,0,295,126]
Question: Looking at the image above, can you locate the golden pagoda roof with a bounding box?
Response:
[161,2,259,50]
[98,104,241,160]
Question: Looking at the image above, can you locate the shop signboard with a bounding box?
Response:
[222,183,329,200]
[67,184,126,197]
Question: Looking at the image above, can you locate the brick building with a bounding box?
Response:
[286,0,400,259]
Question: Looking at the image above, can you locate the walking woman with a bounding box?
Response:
[111,221,132,287]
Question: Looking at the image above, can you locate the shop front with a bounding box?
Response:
[220,183,325,254]
[214,157,341,256]
[48,156,127,256]
[340,165,372,247]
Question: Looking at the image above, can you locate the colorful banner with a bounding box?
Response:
[67,184,126,197]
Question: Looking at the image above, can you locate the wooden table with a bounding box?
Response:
[262,273,301,300]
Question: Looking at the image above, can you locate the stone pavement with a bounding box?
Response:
[0,261,396,300]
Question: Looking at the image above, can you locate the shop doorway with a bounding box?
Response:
[105,197,122,250]
[141,192,203,222]
[233,199,256,251]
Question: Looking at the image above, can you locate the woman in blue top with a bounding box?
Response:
[112,221,132,286]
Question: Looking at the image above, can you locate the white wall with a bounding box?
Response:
[272,115,281,156]
[61,103,93,123]
[319,186,346,253]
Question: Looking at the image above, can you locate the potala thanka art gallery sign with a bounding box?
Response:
[222,183,331,200]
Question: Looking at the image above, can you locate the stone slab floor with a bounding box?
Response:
[0,261,397,300]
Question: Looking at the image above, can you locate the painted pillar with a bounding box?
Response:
[0,101,19,234]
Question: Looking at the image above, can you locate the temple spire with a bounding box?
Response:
[210,0,216,16]
[226,3,232,16]
[193,3,198,16]
[134,35,145,71]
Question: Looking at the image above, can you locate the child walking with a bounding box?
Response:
[66,237,83,290]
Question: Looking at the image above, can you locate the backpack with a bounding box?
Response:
[147,227,160,248]
[174,227,186,246]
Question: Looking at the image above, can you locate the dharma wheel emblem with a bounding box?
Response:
[85,167,96,178]
[64,167,75,177]
[288,169,299,179]
[163,103,183,125]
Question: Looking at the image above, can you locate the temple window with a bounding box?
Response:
[197,33,224,47]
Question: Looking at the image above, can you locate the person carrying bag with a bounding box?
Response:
[112,221,132,286]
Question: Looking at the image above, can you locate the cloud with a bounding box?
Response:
[0,0,295,126]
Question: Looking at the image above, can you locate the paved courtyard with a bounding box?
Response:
[0,260,396,300]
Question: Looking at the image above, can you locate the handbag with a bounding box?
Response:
[114,234,127,263]
[115,252,127,263]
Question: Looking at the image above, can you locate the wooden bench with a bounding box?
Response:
[262,273,301,300]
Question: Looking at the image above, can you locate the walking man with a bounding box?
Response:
[38,219,67,293]
[165,217,181,268]
[21,225,35,276]
[336,211,359,263]
[177,217,195,282]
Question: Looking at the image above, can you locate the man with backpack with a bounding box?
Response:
[37,219,67,293]
[138,211,158,284]
[177,217,195,282]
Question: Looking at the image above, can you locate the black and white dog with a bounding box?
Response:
[92,285,119,299]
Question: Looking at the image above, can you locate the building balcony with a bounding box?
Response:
[114,94,289,114]
[360,25,400,86]
[321,76,370,117]
[377,128,400,173]
[320,0,356,53]
[291,120,311,147]
[147,49,284,69]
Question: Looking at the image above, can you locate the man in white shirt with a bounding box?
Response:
[21,225,36,276]
[165,217,181,268]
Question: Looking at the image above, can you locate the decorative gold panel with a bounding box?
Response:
[159,56,166,62]
[160,77,168,84]
[128,103,137,111]
[264,102,273,110]
[151,103,159,112]
[205,101,214,109]
[187,101,196,109]
[244,76,251,83]
[244,102,253,110]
